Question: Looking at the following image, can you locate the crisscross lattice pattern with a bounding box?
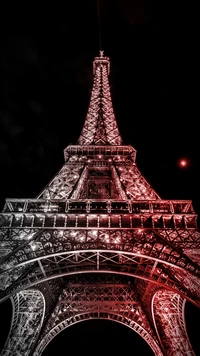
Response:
[77,55,123,146]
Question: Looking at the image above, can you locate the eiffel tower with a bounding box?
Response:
[0,51,200,356]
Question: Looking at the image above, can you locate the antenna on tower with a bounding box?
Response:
[97,0,102,50]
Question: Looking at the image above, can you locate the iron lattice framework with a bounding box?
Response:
[0,51,199,356]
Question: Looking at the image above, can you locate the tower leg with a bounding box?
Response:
[152,290,195,356]
[1,290,45,356]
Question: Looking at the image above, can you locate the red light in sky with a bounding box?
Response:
[179,159,188,167]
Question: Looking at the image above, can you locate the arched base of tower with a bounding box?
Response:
[42,319,155,356]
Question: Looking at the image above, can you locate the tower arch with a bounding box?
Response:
[34,310,163,356]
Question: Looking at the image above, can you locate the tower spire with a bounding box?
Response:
[77,52,123,145]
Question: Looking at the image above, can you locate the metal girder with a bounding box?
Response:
[1,228,199,273]
[0,290,45,356]
[1,249,199,306]
[152,290,195,356]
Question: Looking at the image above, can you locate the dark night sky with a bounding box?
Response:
[0,1,200,355]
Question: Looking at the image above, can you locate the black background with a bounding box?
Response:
[0,1,199,355]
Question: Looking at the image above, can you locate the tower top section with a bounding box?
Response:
[93,50,110,75]
[77,51,123,146]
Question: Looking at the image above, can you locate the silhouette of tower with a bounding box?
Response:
[0,51,199,356]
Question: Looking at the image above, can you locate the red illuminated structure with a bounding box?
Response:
[0,52,199,355]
